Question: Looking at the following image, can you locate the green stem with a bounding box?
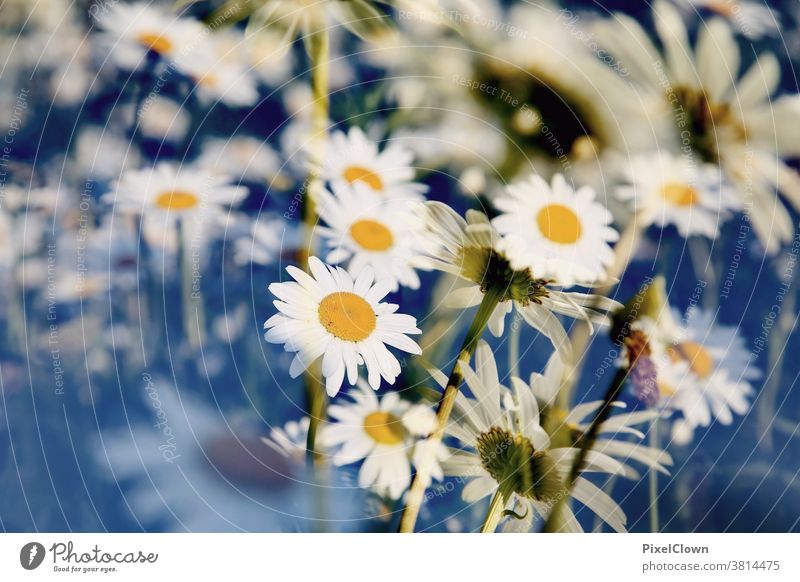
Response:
[480,487,510,533]
[302,27,330,466]
[649,417,660,533]
[398,288,504,533]
[508,314,521,378]
[543,366,629,532]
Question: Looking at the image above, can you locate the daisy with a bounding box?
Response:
[524,350,673,480]
[595,0,800,253]
[439,342,630,532]
[416,202,621,362]
[262,417,311,465]
[315,181,426,291]
[320,381,444,499]
[264,257,422,396]
[657,307,761,444]
[93,3,210,71]
[617,152,741,239]
[198,136,287,185]
[492,174,619,285]
[107,163,248,222]
[177,29,260,107]
[319,127,428,201]
[675,0,780,40]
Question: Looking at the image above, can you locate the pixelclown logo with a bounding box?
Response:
[20,542,46,570]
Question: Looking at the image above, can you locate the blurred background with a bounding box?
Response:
[1,0,800,532]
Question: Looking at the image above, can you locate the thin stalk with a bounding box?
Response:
[543,366,629,532]
[508,314,521,378]
[557,219,643,411]
[480,486,510,533]
[302,27,330,465]
[398,288,504,533]
[178,220,203,350]
[648,416,660,533]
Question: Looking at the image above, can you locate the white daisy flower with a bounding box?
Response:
[315,181,426,291]
[262,418,311,464]
[320,381,444,499]
[439,342,630,532]
[416,202,622,362]
[107,163,248,222]
[657,307,761,445]
[675,0,780,40]
[595,0,800,253]
[320,127,428,201]
[93,3,210,71]
[492,174,619,285]
[198,136,287,185]
[617,152,741,239]
[177,29,260,107]
[264,257,422,396]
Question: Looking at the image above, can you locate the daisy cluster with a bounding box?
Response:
[1,0,799,535]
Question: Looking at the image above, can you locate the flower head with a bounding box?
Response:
[493,173,619,285]
[417,202,621,361]
[264,257,422,396]
[321,381,444,499]
[315,181,426,291]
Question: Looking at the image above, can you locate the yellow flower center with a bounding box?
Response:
[363,411,405,445]
[136,32,173,55]
[343,165,384,191]
[536,204,582,244]
[318,292,376,342]
[669,341,715,379]
[661,183,698,207]
[349,219,393,251]
[658,382,678,397]
[154,190,200,210]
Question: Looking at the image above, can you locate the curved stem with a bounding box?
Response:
[398,288,504,533]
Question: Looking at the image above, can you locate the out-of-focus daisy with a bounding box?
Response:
[657,307,761,444]
[315,181,425,291]
[107,163,248,222]
[177,29,260,107]
[232,214,292,267]
[595,0,800,253]
[320,381,443,499]
[264,257,422,396]
[440,342,629,532]
[93,3,209,71]
[492,174,619,285]
[136,98,191,143]
[320,127,428,201]
[674,0,780,40]
[617,152,741,239]
[262,418,310,464]
[198,136,287,186]
[416,202,621,362]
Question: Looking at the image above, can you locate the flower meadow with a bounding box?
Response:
[2,0,800,534]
